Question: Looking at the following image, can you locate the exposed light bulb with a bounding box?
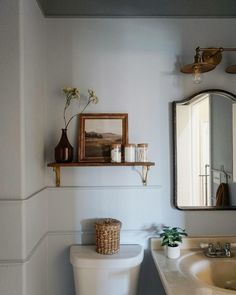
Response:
[192,66,202,84]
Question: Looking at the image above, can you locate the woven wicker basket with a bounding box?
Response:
[95,218,122,255]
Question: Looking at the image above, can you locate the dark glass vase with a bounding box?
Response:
[55,129,73,163]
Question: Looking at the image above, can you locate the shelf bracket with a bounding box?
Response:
[53,166,61,187]
[141,165,150,186]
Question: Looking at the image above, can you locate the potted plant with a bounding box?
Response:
[160,226,188,259]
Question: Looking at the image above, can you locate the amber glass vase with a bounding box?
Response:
[55,129,73,163]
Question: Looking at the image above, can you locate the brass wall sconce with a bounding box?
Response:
[181,47,236,83]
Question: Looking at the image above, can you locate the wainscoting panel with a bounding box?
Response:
[24,236,48,295]
[22,189,48,259]
[0,200,24,260]
[0,188,47,261]
[47,186,162,233]
[0,263,24,295]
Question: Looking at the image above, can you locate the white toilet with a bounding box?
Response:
[70,244,144,295]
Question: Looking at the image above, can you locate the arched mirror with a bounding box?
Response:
[173,89,236,210]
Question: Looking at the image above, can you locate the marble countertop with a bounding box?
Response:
[151,237,236,295]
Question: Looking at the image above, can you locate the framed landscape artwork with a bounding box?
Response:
[78,113,128,162]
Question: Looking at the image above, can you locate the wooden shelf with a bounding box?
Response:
[48,162,155,167]
[47,162,155,187]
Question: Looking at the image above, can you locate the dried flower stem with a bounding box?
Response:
[62,87,99,129]
[65,99,91,129]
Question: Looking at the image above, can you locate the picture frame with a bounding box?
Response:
[78,113,128,162]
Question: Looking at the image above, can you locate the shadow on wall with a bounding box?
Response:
[80,218,97,244]
[138,250,166,295]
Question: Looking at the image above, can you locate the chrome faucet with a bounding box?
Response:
[203,242,233,258]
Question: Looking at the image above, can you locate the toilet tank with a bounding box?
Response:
[70,244,144,295]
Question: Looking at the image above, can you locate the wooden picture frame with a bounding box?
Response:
[78,113,128,162]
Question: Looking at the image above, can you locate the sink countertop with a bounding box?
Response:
[151,237,236,295]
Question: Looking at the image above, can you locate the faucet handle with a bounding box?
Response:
[215,242,222,251]
[224,242,232,257]
[224,242,231,249]
[200,242,214,253]
[208,243,215,254]
[200,242,209,249]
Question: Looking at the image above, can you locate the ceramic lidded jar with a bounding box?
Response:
[110,144,122,163]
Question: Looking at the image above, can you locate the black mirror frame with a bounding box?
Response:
[173,89,236,210]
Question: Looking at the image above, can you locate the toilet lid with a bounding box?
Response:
[70,244,144,269]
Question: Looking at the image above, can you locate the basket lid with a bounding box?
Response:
[70,245,143,269]
[95,218,122,227]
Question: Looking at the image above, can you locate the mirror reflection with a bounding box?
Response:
[173,90,236,209]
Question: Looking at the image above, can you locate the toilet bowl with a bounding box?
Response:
[70,244,144,295]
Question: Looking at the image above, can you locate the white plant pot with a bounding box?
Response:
[167,245,180,259]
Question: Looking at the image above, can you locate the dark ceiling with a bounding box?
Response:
[37,0,236,17]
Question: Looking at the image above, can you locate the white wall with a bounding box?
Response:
[0,0,47,295]
[45,18,236,295]
[0,0,22,199]
[2,7,236,295]
[21,0,46,198]
[0,0,45,199]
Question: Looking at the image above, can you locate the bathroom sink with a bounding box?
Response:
[194,259,236,291]
[178,251,236,292]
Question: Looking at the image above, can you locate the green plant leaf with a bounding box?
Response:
[159,226,188,247]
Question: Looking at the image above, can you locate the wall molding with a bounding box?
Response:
[0,229,157,265]
[0,185,161,202]
[0,185,161,262]
[0,187,47,202]
[0,232,48,265]
[47,185,162,190]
